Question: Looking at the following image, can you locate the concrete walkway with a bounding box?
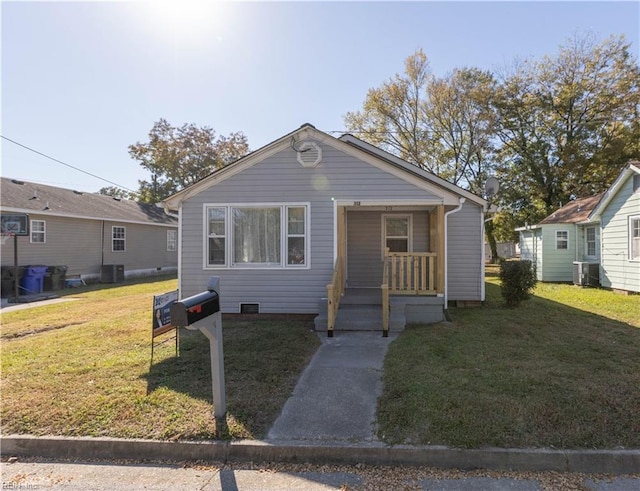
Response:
[267,331,397,443]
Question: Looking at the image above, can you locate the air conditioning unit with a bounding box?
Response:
[573,262,600,287]
[101,264,125,283]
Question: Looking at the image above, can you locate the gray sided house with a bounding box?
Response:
[1,177,178,285]
[163,124,492,332]
[588,162,640,293]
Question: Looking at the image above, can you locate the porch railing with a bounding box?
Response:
[381,248,438,335]
[385,248,437,295]
[326,256,345,337]
[381,255,390,337]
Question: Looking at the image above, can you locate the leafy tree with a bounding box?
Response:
[344,49,433,171]
[345,51,501,258]
[98,186,136,200]
[493,33,640,231]
[129,119,249,203]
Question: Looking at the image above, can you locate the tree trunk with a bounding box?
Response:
[485,219,499,264]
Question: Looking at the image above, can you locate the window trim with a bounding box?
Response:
[630,215,640,262]
[381,214,413,258]
[167,229,177,252]
[203,203,310,270]
[30,219,46,244]
[555,229,569,250]
[112,226,126,253]
[584,226,597,259]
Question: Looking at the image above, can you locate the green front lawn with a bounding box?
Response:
[1,278,320,440]
[377,277,640,449]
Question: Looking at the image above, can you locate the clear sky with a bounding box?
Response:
[2,1,638,194]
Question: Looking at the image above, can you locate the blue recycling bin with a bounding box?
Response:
[20,265,48,294]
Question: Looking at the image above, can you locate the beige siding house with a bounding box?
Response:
[163,124,493,334]
[1,178,178,286]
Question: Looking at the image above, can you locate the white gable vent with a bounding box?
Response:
[296,141,322,168]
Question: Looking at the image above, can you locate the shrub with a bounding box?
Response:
[499,260,537,307]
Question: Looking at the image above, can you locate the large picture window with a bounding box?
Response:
[205,204,309,268]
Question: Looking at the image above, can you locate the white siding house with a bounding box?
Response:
[163,125,492,332]
[516,194,602,283]
[589,162,640,293]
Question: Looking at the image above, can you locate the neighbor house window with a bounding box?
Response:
[167,230,177,251]
[30,220,45,244]
[585,227,597,258]
[205,204,308,268]
[383,215,412,254]
[631,217,640,261]
[112,226,126,252]
[556,230,569,250]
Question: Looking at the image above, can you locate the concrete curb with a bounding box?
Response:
[2,436,639,475]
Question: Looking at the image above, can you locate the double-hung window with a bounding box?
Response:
[167,230,177,251]
[112,226,126,252]
[556,230,569,250]
[631,216,640,261]
[585,227,597,258]
[205,204,308,268]
[30,220,46,244]
[383,215,412,254]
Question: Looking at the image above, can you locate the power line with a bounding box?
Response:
[1,135,138,194]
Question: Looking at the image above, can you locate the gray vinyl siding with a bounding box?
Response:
[102,221,178,273]
[1,215,101,276]
[0,214,177,278]
[539,224,576,282]
[599,177,640,292]
[447,202,484,301]
[346,209,429,288]
[519,229,543,280]
[179,142,444,313]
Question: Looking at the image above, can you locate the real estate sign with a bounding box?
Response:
[152,289,179,337]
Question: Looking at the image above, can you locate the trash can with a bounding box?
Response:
[44,265,68,291]
[20,265,48,294]
[1,266,23,297]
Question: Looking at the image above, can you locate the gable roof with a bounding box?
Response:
[589,161,640,221]
[162,124,491,210]
[538,193,604,225]
[0,177,177,226]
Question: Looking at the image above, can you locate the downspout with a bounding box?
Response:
[443,197,466,316]
[162,201,181,295]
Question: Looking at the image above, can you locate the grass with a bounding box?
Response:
[377,272,640,449]
[1,277,320,440]
[4,271,640,449]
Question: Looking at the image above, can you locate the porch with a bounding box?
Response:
[315,203,447,336]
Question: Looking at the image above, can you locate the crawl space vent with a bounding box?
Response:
[296,141,322,168]
[240,303,260,314]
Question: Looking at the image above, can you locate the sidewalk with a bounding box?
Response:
[267,331,396,443]
[2,332,639,488]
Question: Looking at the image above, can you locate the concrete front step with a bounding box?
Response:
[314,304,405,332]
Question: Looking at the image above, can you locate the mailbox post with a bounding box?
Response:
[170,277,226,419]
